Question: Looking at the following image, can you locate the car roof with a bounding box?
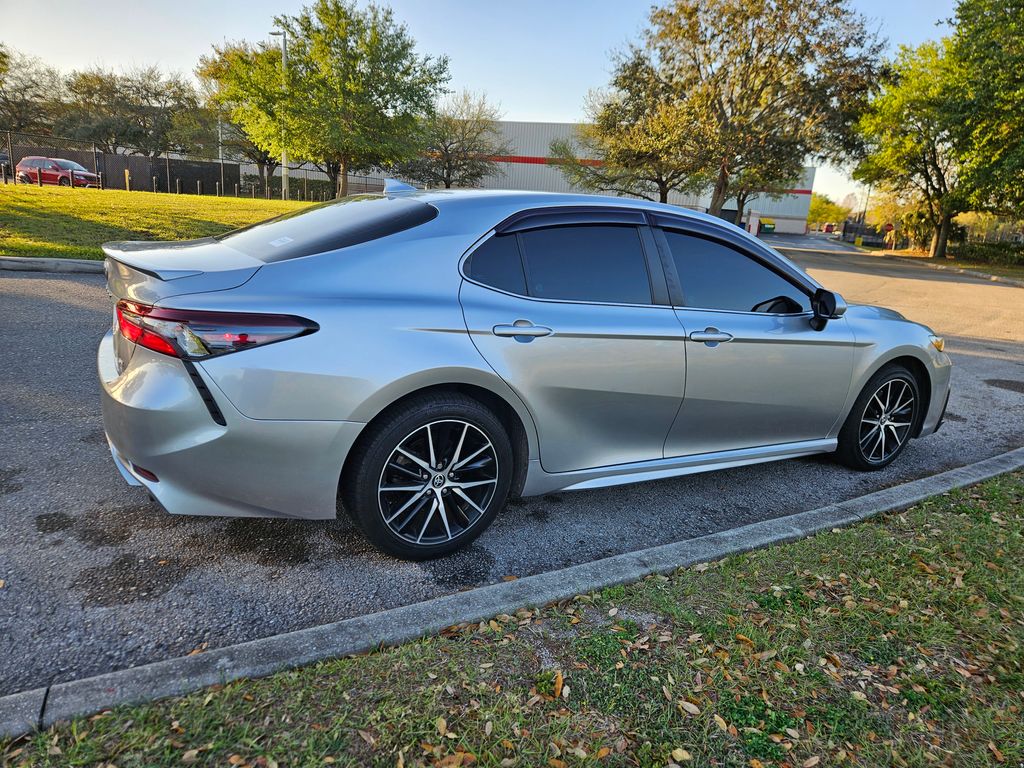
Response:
[407,187,770,253]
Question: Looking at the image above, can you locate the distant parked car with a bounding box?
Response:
[15,156,99,187]
[823,222,835,233]
[0,151,9,175]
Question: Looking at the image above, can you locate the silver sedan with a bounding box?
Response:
[98,186,952,559]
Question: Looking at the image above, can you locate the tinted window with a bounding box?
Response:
[216,195,438,263]
[519,225,651,304]
[56,159,87,171]
[465,234,527,294]
[664,231,810,313]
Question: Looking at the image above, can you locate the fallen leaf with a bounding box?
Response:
[436,716,448,736]
[553,671,563,699]
[988,743,1005,763]
[679,700,701,716]
[596,747,611,759]
[803,758,821,767]
[713,714,728,732]
[484,721,493,737]
[182,750,199,764]
[672,747,692,761]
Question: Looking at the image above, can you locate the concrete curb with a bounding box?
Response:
[0,255,104,274]
[3,446,1022,739]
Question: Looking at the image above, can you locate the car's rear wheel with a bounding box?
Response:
[341,393,513,559]
[836,364,920,471]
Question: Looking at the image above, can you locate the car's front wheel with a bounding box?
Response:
[836,364,921,471]
[342,393,513,559]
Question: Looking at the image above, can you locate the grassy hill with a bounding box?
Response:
[0,184,309,260]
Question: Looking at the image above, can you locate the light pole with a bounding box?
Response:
[269,28,289,201]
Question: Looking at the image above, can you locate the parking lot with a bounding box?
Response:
[1,238,1022,697]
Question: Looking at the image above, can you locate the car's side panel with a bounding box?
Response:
[666,310,856,456]
[460,278,687,472]
[833,306,952,438]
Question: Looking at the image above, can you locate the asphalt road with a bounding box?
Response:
[2,240,1023,696]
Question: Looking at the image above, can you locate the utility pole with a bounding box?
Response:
[270,27,289,201]
[217,115,225,194]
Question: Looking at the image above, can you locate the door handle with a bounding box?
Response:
[689,327,733,346]
[493,321,553,338]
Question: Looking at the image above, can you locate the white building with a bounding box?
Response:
[479,121,814,234]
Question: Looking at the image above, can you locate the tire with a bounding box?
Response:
[835,364,921,471]
[341,393,513,560]
[58,177,70,186]
[16,173,30,184]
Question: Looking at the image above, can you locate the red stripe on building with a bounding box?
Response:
[488,155,813,195]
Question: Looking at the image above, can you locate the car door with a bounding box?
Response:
[657,224,855,457]
[42,160,61,185]
[459,211,687,473]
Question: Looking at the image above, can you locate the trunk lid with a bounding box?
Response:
[103,238,263,371]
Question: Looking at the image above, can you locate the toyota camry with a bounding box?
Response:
[98,184,952,559]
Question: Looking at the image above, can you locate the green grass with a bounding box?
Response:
[3,473,1023,767]
[0,184,309,260]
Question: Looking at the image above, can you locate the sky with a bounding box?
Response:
[5,0,956,203]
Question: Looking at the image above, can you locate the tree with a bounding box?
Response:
[854,42,965,259]
[204,0,449,197]
[550,52,719,203]
[0,50,62,133]
[55,66,200,155]
[398,90,510,188]
[570,0,882,214]
[807,193,852,229]
[196,48,281,189]
[949,0,1024,213]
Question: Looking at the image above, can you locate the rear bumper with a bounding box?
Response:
[98,330,365,520]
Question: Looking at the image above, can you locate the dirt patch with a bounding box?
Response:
[36,511,75,533]
[985,378,1024,394]
[0,467,25,495]
[422,543,496,590]
[72,552,188,606]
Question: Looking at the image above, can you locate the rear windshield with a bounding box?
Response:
[216,194,438,263]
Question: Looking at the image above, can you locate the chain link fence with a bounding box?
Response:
[2,129,387,200]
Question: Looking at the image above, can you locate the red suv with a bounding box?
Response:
[15,156,99,187]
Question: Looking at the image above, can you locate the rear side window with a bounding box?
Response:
[664,231,810,313]
[519,225,652,304]
[216,195,438,263]
[464,234,527,295]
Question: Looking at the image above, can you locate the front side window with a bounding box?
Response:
[664,230,810,313]
[519,225,652,304]
[56,160,87,171]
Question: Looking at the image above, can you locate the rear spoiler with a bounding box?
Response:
[101,238,262,282]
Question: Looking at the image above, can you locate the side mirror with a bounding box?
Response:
[810,288,847,331]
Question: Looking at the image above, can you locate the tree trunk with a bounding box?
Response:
[658,180,669,204]
[929,213,952,260]
[708,162,730,216]
[733,195,748,227]
[337,157,348,198]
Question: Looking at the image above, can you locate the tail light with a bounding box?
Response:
[115,300,317,360]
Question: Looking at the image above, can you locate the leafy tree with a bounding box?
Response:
[205,0,449,197]
[398,90,510,188]
[561,0,882,212]
[854,42,965,259]
[0,45,9,84]
[807,193,852,230]
[550,51,719,203]
[949,0,1024,213]
[55,66,199,155]
[0,51,62,133]
[197,48,281,189]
